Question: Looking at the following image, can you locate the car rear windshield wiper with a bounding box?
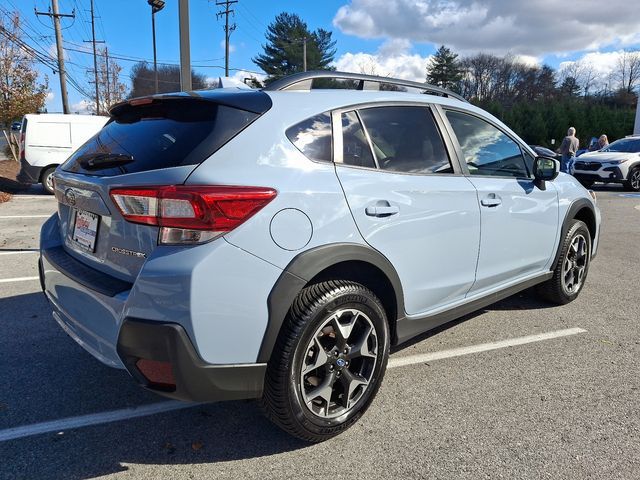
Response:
[78,153,134,171]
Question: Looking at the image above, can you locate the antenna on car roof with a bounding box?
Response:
[262,71,467,102]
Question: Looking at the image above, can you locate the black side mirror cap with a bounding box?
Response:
[533,156,560,189]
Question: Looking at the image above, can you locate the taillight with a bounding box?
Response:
[19,133,25,160]
[110,185,277,245]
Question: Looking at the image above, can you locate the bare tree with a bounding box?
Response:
[86,47,127,114]
[615,50,640,93]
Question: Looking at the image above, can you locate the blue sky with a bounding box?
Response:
[3,0,639,112]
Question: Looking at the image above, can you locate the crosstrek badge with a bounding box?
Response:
[111,246,146,258]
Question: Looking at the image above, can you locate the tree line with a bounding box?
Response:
[427,45,639,146]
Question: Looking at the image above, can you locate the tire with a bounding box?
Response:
[41,167,56,195]
[623,167,640,192]
[261,280,390,442]
[537,219,591,305]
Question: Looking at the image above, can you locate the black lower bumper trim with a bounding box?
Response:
[16,158,43,184]
[117,319,266,402]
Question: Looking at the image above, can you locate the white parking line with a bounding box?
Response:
[0,276,39,284]
[388,327,586,369]
[0,401,193,442]
[0,327,586,442]
[0,250,38,256]
[0,215,51,219]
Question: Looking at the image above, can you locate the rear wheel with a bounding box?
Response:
[624,167,640,191]
[261,280,390,442]
[41,167,56,195]
[537,219,591,305]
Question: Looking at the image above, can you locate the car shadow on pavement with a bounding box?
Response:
[0,286,557,479]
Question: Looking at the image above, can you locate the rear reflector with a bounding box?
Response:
[110,185,277,244]
[135,358,176,390]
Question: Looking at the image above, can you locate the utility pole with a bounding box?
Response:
[302,37,307,72]
[35,0,74,114]
[147,0,165,94]
[85,0,104,114]
[178,0,191,91]
[105,47,110,108]
[215,0,237,77]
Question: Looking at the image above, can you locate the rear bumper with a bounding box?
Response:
[16,158,43,184]
[117,319,266,402]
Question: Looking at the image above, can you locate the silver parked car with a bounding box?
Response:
[40,71,601,442]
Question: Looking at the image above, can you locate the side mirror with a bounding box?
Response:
[533,156,559,189]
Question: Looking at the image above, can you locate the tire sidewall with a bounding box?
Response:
[628,167,640,192]
[287,288,390,435]
[42,167,56,195]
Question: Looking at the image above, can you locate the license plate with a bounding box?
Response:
[72,210,100,252]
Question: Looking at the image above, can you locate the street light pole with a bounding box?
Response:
[147,0,165,94]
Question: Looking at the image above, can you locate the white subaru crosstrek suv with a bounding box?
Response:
[573,135,640,190]
[40,71,601,442]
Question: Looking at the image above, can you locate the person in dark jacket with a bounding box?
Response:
[559,127,579,174]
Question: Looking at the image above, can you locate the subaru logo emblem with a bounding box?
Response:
[336,358,346,368]
[65,188,76,206]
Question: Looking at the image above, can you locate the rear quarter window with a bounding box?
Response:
[286,112,332,163]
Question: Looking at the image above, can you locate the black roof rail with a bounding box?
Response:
[262,70,467,103]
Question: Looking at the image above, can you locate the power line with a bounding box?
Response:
[84,0,103,113]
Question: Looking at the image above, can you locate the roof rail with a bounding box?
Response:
[262,70,467,103]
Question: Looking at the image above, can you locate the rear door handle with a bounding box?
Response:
[365,202,399,217]
[480,194,502,207]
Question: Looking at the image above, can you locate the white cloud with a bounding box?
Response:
[557,50,632,92]
[219,40,236,53]
[334,39,432,82]
[333,0,640,56]
[70,99,92,114]
[45,91,55,104]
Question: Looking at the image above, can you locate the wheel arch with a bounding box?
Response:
[38,164,60,183]
[257,243,405,363]
[552,198,597,270]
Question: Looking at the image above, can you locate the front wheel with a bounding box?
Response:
[624,167,640,191]
[537,219,591,305]
[261,280,390,442]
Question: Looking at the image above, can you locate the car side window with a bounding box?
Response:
[340,111,376,168]
[445,110,529,178]
[286,112,332,163]
[357,106,453,174]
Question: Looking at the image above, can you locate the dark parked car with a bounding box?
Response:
[10,121,21,132]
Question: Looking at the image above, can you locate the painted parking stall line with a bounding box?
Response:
[388,327,587,369]
[0,327,587,443]
[0,276,40,284]
[0,250,39,256]
[0,402,194,443]
[0,215,52,219]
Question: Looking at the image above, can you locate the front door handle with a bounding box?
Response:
[480,194,502,207]
[365,202,399,217]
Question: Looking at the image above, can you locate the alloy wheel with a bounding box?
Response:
[561,234,588,294]
[299,308,378,419]
[630,169,640,191]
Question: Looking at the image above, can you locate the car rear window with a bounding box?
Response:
[62,100,260,176]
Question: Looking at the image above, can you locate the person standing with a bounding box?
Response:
[559,127,579,174]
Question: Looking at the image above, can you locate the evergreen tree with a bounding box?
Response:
[426,45,463,91]
[560,76,581,97]
[253,13,336,83]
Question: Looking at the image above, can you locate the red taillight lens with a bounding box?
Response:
[110,185,277,244]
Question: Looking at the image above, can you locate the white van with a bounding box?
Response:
[17,113,108,194]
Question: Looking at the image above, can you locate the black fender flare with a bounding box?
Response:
[551,198,597,269]
[257,243,405,363]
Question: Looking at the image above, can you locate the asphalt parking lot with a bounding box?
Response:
[1,186,639,480]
